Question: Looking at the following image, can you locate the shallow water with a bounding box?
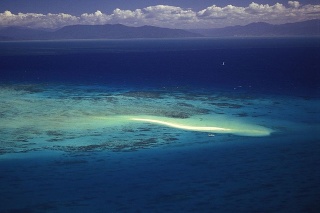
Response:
[0,38,319,212]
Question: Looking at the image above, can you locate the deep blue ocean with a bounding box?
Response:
[0,38,319,212]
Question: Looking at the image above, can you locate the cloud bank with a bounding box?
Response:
[1,1,319,29]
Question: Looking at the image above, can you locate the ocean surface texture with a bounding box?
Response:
[0,38,319,212]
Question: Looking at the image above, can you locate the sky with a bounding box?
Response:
[0,0,319,29]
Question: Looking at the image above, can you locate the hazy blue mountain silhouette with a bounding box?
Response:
[190,19,320,37]
[0,24,200,40]
[0,19,318,40]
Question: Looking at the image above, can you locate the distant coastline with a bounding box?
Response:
[0,19,319,41]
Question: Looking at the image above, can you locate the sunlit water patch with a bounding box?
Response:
[0,83,318,157]
[1,38,319,212]
[0,83,319,213]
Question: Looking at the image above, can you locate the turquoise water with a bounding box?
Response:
[0,83,319,212]
[0,38,319,212]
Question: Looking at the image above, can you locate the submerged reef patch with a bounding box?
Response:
[121,91,164,99]
[0,84,276,155]
[210,102,243,109]
[49,137,163,153]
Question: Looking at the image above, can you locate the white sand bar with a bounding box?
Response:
[131,118,232,132]
[128,116,272,137]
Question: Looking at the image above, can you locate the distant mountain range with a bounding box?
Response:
[0,24,200,40]
[0,19,318,40]
[190,19,320,37]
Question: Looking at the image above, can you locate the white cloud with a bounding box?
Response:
[112,8,142,20]
[109,8,145,26]
[80,10,110,25]
[0,10,79,28]
[288,1,300,8]
[0,1,319,29]
[140,5,197,28]
[245,2,286,15]
[197,1,319,27]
